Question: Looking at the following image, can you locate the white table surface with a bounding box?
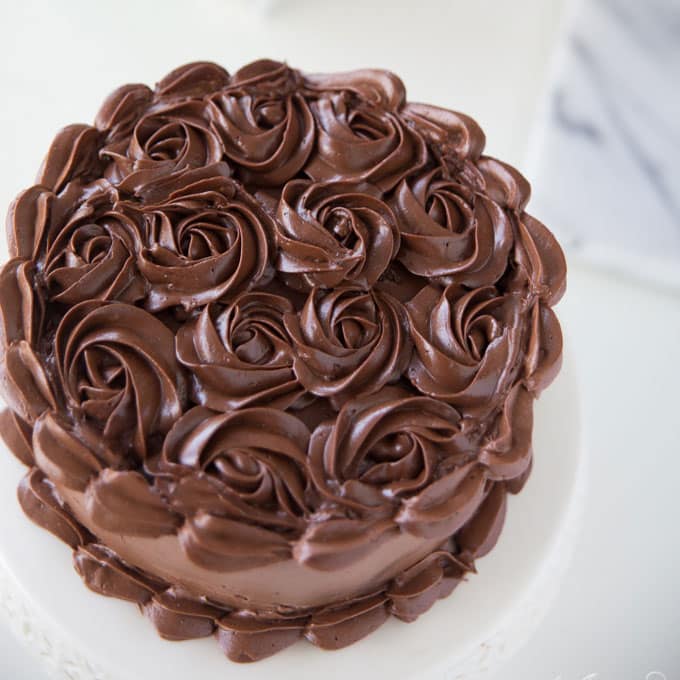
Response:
[2,0,679,678]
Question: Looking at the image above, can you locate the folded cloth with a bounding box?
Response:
[527,0,680,288]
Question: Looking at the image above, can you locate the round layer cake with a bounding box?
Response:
[0,60,566,663]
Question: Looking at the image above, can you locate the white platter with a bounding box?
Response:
[0,350,584,680]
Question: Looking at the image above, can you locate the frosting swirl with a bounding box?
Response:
[102,100,223,193]
[406,284,524,416]
[392,166,512,285]
[160,406,310,529]
[8,179,147,306]
[274,180,399,289]
[53,300,185,457]
[308,387,465,515]
[305,92,427,190]
[130,164,271,311]
[284,286,411,407]
[157,405,310,570]
[209,60,314,186]
[41,180,146,305]
[176,291,302,410]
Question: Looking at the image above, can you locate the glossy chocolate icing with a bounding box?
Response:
[0,59,566,663]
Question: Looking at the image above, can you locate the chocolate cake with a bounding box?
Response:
[0,60,566,663]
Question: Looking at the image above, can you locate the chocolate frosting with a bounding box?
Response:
[160,405,311,550]
[209,61,314,187]
[53,301,186,457]
[406,283,527,417]
[176,291,303,409]
[274,180,400,289]
[126,163,272,311]
[0,59,566,663]
[284,286,411,408]
[305,93,427,190]
[391,165,512,284]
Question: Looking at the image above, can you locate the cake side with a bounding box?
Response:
[0,60,566,663]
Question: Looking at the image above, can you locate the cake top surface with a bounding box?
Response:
[0,58,565,593]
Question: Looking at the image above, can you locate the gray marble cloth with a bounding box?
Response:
[527,0,680,288]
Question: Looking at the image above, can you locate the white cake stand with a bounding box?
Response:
[0,350,584,680]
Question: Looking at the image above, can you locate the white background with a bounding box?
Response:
[0,0,678,678]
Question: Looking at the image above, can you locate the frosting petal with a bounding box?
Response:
[478,383,534,482]
[513,212,568,305]
[37,124,102,193]
[0,409,33,466]
[523,301,563,394]
[33,412,108,491]
[85,469,179,536]
[306,594,389,650]
[305,68,406,110]
[179,511,292,571]
[388,550,466,622]
[0,258,42,349]
[95,84,153,142]
[74,543,163,602]
[477,156,531,212]
[6,185,53,259]
[145,587,223,640]
[156,62,230,100]
[293,517,395,570]
[17,468,90,548]
[402,103,486,161]
[396,462,487,539]
[457,481,507,561]
[217,613,305,663]
[0,341,56,424]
